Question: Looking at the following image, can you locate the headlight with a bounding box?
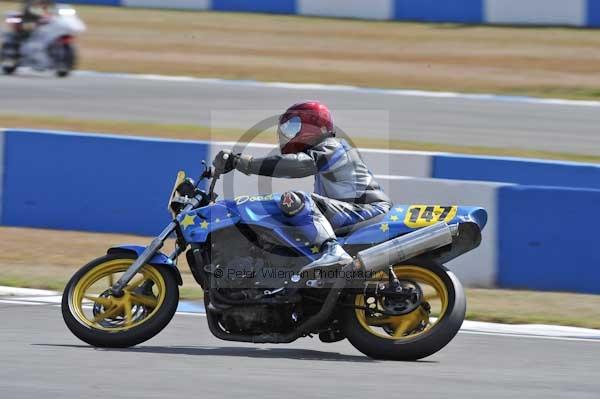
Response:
[58,8,76,17]
[176,178,196,198]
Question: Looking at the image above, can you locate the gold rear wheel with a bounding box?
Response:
[354,265,449,341]
[342,261,465,360]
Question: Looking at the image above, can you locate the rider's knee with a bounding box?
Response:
[279,191,306,217]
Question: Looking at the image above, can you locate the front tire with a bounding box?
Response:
[342,261,465,360]
[1,41,18,75]
[62,254,179,348]
[2,65,16,75]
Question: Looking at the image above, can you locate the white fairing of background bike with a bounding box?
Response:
[19,7,85,69]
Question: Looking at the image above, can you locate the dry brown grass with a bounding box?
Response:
[2,225,600,329]
[0,226,203,298]
[2,2,600,98]
[466,288,600,329]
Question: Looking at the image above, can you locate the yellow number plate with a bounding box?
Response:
[404,205,458,228]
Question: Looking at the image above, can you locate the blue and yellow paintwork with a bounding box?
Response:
[341,204,487,245]
[176,192,487,261]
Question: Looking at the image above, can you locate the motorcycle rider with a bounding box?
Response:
[3,0,54,61]
[213,101,392,271]
[22,0,54,35]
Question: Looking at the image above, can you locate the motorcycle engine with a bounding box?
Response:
[220,305,289,334]
[208,228,306,333]
[211,232,305,295]
[213,254,292,292]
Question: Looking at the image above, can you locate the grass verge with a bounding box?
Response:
[2,113,600,164]
[1,225,599,329]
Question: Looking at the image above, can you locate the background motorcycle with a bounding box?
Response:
[62,152,487,360]
[1,4,85,77]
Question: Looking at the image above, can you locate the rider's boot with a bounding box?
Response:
[300,239,352,274]
[278,191,353,275]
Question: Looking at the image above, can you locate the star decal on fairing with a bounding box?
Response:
[380,223,389,233]
[181,214,196,229]
[200,220,209,229]
[310,246,320,254]
[390,215,399,222]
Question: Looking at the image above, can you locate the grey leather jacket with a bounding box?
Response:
[236,138,390,204]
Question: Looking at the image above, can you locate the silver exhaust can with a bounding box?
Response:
[356,222,458,274]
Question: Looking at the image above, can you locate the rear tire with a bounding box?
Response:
[52,42,76,78]
[62,254,179,348]
[342,261,465,360]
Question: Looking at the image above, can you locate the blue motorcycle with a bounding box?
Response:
[62,154,487,360]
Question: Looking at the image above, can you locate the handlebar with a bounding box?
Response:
[206,151,231,201]
[193,152,230,203]
[207,170,220,202]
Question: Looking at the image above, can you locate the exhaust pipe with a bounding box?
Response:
[356,222,459,274]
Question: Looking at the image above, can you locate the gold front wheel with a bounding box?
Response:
[62,254,179,348]
[342,261,465,361]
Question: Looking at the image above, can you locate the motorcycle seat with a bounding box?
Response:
[333,212,387,237]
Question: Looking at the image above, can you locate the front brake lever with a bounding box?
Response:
[198,161,213,182]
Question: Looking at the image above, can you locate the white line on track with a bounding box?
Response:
[73,70,600,108]
[0,299,46,306]
[2,286,599,343]
[459,330,600,343]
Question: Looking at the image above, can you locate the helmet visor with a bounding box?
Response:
[278,116,302,139]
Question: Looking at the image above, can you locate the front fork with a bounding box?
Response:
[110,201,196,296]
[1,34,19,61]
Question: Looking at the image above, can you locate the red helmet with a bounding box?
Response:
[278,101,334,154]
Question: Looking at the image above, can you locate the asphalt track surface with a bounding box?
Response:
[1,71,600,155]
[1,302,599,399]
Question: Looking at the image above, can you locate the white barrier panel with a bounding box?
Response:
[211,141,433,184]
[378,176,505,287]
[123,0,210,10]
[298,0,393,20]
[359,148,432,178]
[485,0,586,26]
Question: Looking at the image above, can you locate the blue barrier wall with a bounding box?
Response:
[68,0,600,27]
[394,0,483,24]
[497,185,600,294]
[1,130,208,236]
[432,154,600,190]
[70,0,121,5]
[589,0,600,27]
[212,0,295,14]
[2,129,600,294]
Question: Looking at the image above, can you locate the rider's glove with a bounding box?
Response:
[213,150,240,174]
